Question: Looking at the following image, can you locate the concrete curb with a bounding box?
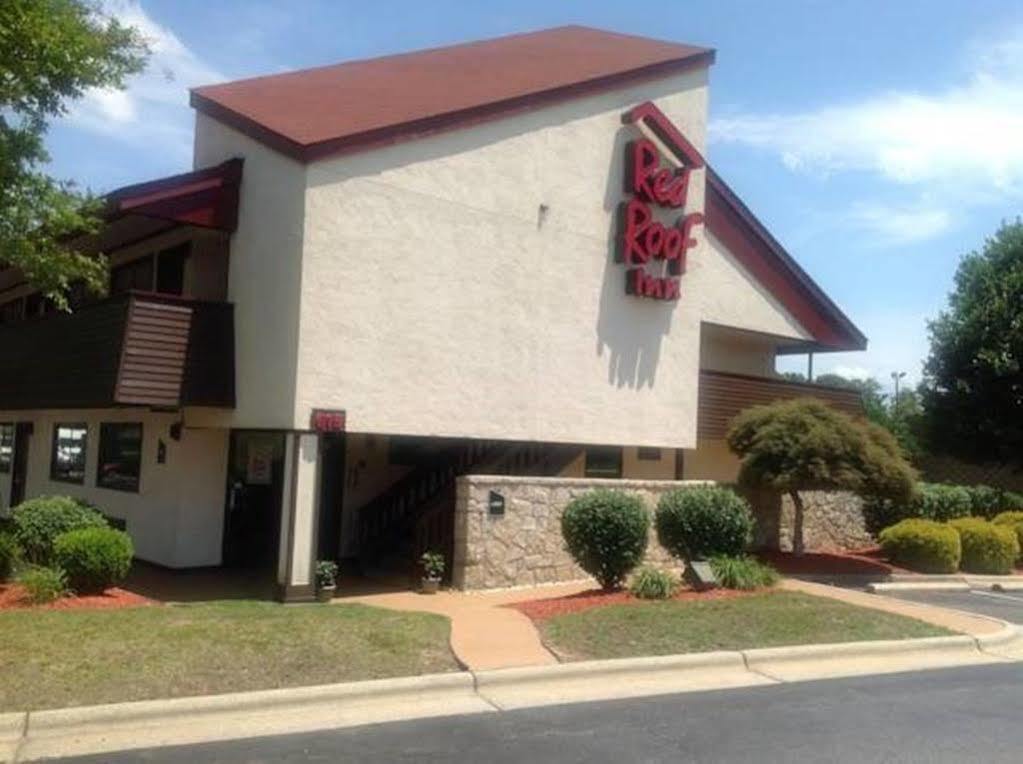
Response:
[880,574,1023,592]
[991,581,1023,592]
[867,581,972,593]
[5,629,1022,762]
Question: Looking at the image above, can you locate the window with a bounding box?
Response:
[96,423,143,492]
[637,447,662,461]
[110,256,155,295]
[155,244,188,294]
[0,423,13,473]
[584,446,622,479]
[50,423,88,484]
[109,244,190,297]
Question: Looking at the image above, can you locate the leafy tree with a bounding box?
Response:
[727,398,918,555]
[1,0,148,307]
[812,373,922,460]
[920,220,1023,464]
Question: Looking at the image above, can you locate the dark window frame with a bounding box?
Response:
[637,447,662,461]
[96,422,143,493]
[584,446,623,479]
[50,422,88,485]
[0,422,13,473]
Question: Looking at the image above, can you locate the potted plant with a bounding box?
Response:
[419,551,445,594]
[315,560,339,602]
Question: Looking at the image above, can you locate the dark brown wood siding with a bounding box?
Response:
[698,370,865,441]
[0,293,234,410]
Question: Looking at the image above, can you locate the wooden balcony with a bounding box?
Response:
[0,292,234,410]
[697,369,864,440]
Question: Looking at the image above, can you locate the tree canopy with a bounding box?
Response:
[727,397,918,554]
[920,220,1023,464]
[1,0,149,307]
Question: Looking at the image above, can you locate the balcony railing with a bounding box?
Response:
[697,369,864,441]
[0,292,234,410]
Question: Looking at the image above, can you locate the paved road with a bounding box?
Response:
[887,588,1023,624]
[64,664,1023,763]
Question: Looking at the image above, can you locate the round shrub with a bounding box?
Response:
[948,518,1020,575]
[11,496,108,564]
[561,490,649,590]
[655,486,753,561]
[52,526,134,594]
[628,566,678,599]
[993,511,1023,561]
[878,519,961,574]
[0,532,21,581]
[17,566,68,604]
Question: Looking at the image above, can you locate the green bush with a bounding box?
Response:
[655,486,753,561]
[52,527,133,594]
[17,566,68,604]
[11,496,108,564]
[561,490,649,590]
[0,532,21,581]
[628,566,679,599]
[948,518,1020,575]
[864,482,975,535]
[878,519,961,573]
[709,556,779,590]
[993,511,1023,561]
[965,485,1023,520]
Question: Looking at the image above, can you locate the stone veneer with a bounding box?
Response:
[452,476,710,590]
[452,476,874,590]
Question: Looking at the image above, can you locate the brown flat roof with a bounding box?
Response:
[190,25,714,162]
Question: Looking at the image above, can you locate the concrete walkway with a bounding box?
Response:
[336,582,593,670]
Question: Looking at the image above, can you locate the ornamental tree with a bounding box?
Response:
[920,220,1023,464]
[726,398,917,555]
[1,0,148,306]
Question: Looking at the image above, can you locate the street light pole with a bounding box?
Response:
[891,371,907,412]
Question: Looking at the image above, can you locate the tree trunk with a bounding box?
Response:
[790,491,805,556]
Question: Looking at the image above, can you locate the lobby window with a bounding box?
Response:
[584,446,622,479]
[0,423,13,473]
[51,423,88,484]
[96,423,143,493]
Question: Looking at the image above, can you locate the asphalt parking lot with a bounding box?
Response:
[886,588,1023,624]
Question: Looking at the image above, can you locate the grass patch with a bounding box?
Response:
[0,601,457,711]
[539,591,953,661]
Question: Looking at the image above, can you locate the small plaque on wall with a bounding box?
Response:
[488,491,505,517]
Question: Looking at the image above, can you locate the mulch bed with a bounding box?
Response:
[509,587,762,621]
[0,583,156,611]
[757,548,908,576]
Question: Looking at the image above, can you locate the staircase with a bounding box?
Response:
[357,439,580,579]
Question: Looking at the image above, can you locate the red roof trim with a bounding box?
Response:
[704,167,866,352]
[105,159,244,232]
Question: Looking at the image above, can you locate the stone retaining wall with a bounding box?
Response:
[452,476,874,590]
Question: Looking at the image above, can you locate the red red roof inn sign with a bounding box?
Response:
[619,102,705,301]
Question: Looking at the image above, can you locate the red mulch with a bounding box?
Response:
[756,548,908,576]
[0,583,156,611]
[509,587,763,621]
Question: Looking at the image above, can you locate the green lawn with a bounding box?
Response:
[0,601,458,711]
[539,591,953,661]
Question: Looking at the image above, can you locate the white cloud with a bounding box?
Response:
[711,36,1023,189]
[62,0,224,163]
[847,202,952,244]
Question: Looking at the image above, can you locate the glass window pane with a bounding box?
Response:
[0,423,13,473]
[584,446,622,478]
[156,244,188,295]
[97,423,143,492]
[51,423,88,484]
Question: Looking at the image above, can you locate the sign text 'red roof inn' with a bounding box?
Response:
[618,104,704,301]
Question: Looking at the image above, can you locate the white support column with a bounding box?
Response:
[276,432,321,602]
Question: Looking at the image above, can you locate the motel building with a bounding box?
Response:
[0,27,866,601]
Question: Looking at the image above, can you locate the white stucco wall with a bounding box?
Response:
[0,408,228,567]
[193,114,307,429]
[290,70,812,449]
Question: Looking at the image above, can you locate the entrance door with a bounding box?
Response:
[222,431,286,569]
[10,423,32,508]
[317,433,346,561]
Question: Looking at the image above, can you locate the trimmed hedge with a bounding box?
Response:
[948,518,1020,575]
[966,486,1023,520]
[993,511,1023,562]
[655,486,753,561]
[11,496,108,564]
[561,490,649,590]
[878,519,961,574]
[52,526,134,594]
[865,482,975,535]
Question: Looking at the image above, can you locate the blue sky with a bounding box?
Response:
[47,1,1023,389]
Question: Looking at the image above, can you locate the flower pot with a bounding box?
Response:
[316,584,336,603]
[420,577,441,595]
